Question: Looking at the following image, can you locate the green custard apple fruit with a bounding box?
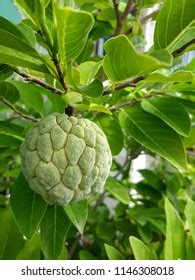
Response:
[20,113,112,206]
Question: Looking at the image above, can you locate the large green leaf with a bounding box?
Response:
[154,0,195,50]
[55,7,94,68]
[0,17,47,71]
[0,46,47,73]
[0,209,25,260]
[41,205,70,260]
[0,82,20,104]
[141,96,191,137]
[64,200,88,235]
[103,35,165,82]
[185,197,195,248]
[164,198,185,260]
[104,244,125,260]
[11,173,47,240]
[119,106,187,171]
[79,79,103,98]
[10,81,44,116]
[0,24,40,59]
[0,16,27,41]
[94,114,123,155]
[129,236,157,260]
[106,177,130,205]
[77,61,102,85]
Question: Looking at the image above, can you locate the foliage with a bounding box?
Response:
[0,0,195,260]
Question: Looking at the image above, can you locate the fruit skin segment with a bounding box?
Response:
[20,113,112,206]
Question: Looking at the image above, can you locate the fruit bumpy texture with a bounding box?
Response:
[20,113,112,206]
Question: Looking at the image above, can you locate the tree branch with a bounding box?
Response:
[113,0,122,36]
[121,0,133,22]
[140,8,160,25]
[172,39,195,57]
[124,8,160,36]
[109,92,162,111]
[1,99,38,122]
[103,76,144,95]
[15,69,63,95]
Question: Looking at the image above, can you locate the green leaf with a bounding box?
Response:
[78,61,102,85]
[141,96,191,137]
[0,64,13,81]
[104,244,125,260]
[55,7,94,67]
[17,233,41,260]
[0,82,20,104]
[94,114,123,155]
[168,21,195,55]
[41,205,70,260]
[10,81,44,116]
[63,91,82,107]
[0,16,27,41]
[103,35,165,82]
[106,177,130,205]
[164,198,185,260]
[0,46,47,73]
[119,105,187,171]
[143,70,194,83]
[79,250,97,260]
[97,7,116,21]
[79,79,103,98]
[14,0,37,25]
[17,22,37,48]
[185,197,195,248]
[89,104,112,115]
[64,200,88,235]
[0,209,25,260]
[0,21,41,59]
[129,236,157,260]
[43,90,67,114]
[11,173,47,240]
[154,0,195,50]
[137,224,153,243]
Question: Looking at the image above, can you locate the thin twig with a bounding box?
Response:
[124,8,160,36]
[93,191,107,211]
[15,69,63,95]
[1,99,38,122]
[140,9,160,25]
[68,234,80,260]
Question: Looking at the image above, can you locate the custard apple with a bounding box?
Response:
[20,113,112,206]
